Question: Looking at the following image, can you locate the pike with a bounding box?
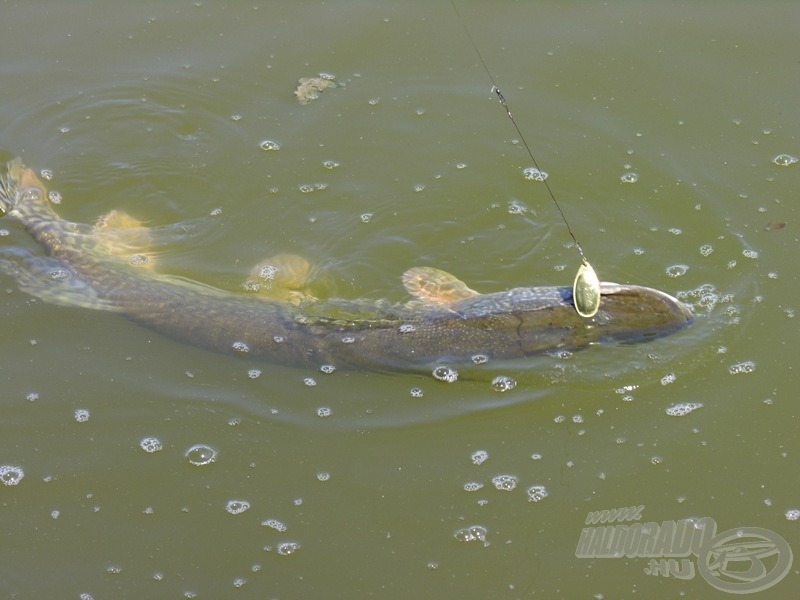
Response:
[0,160,692,370]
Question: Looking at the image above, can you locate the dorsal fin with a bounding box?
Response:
[402,266,480,305]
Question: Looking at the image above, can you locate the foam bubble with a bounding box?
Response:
[665,264,689,278]
[185,443,217,466]
[729,361,756,375]
[140,437,163,453]
[226,500,251,515]
[262,518,287,532]
[74,408,90,423]
[527,485,549,502]
[523,167,548,181]
[0,465,24,486]
[666,402,703,417]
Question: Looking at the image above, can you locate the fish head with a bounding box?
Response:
[588,282,694,344]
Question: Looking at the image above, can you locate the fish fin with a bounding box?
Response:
[0,248,123,311]
[245,253,318,305]
[402,266,480,305]
[92,209,156,269]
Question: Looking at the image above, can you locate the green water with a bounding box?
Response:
[1,2,798,598]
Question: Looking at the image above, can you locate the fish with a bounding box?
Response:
[0,159,693,370]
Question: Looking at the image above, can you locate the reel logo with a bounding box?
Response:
[575,506,792,593]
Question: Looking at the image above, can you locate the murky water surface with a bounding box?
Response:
[1,2,798,598]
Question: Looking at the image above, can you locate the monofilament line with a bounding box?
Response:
[450,0,586,263]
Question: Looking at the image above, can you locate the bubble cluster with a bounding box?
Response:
[699,244,714,257]
[139,437,163,453]
[453,525,488,543]
[491,474,518,491]
[463,482,484,492]
[298,183,328,193]
[225,500,251,515]
[527,485,549,502]
[491,375,517,392]
[742,249,759,259]
[666,402,703,417]
[729,361,756,375]
[0,465,24,486]
[785,509,800,521]
[185,443,217,466]
[432,366,458,382]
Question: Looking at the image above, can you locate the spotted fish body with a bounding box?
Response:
[0,160,693,370]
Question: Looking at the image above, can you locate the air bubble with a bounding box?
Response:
[409,387,424,398]
[527,485,549,502]
[129,254,149,266]
[140,437,163,453]
[232,341,250,353]
[620,172,639,183]
[471,354,489,365]
[248,369,261,379]
[432,365,458,382]
[48,191,62,204]
[456,162,467,169]
[303,377,317,386]
[320,364,336,374]
[413,184,425,192]
[276,541,300,556]
[322,160,339,169]
[785,509,800,521]
[666,403,703,417]
[0,465,24,486]
[772,153,797,166]
[398,324,416,333]
[259,139,281,151]
[185,443,217,466]
[699,244,714,257]
[316,407,332,417]
[40,169,54,180]
[491,474,518,491]
[49,268,70,279]
[317,472,330,481]
[74,408,90,423]
[742,249,759,259]
[491,375,517,392]
[226,500,251,515]
[454,525,488,543]
[360,213,373,223]
[463,482,484,492]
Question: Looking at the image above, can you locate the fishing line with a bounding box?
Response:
[450,1,601,317]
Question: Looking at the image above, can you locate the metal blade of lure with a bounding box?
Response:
[573,259,600,318]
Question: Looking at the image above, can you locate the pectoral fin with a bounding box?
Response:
[93,210,155,268]
[245,253,318,304]
[402,266,480,305]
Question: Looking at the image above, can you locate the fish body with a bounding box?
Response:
[0,160,693,370]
